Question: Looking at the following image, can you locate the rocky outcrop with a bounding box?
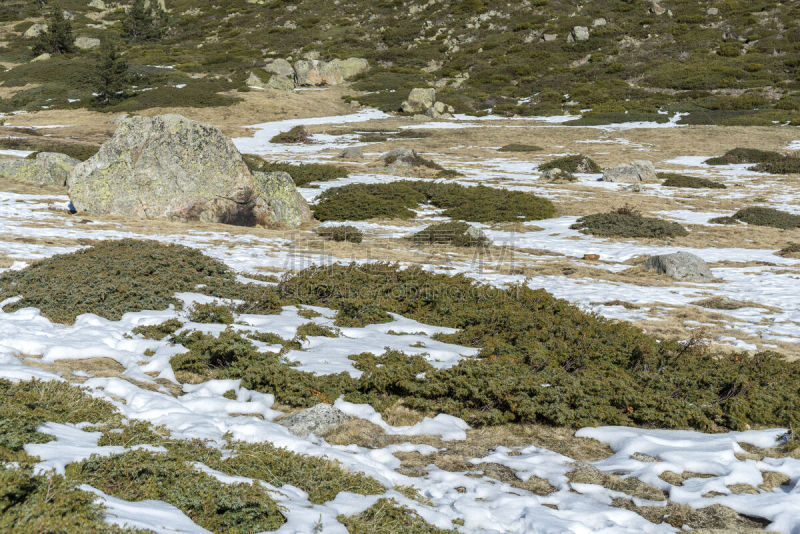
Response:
[67,114,311,227]
[0,152,80,186]
[381,147,419,168]
[278,403,351,437]
[644,252,713,282]
[602,160,657,182]
[88,0,106,9]
[74,36,101,49]
[401,88,454,118]
[264,58,295,78]
[23,23,47,38]
[568,26,589,42]
[294,58,369,86]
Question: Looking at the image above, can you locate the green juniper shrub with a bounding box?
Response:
[730,207,800,229]
[187,302,235,324]
[777,243,800,258]
[709,216,740,225]
[295,322,339,338]
[103,82,241,112]
[0,239,266,324]
[339,498,458,534]
[170,328,257,374]
[0,465,145,534]
[32,5,74,56]
[705,148,785,165]
[384,152,444,170]
[243,156,349,186]
[315,225,364,243]
[498,143,543,152]
[312,181,555,223]
[571,209,688,238]
[131,318,183,339]
[270,125,311,144]
[539,154,601,173]
[435,169,463,178]
[69,450,285,533]
[334,298,393,327]
[410,221,490,247]
[753,154,800,174]
[659,172,726,189]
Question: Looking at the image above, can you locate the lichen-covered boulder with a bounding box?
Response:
[278,403,351,437]
[264,58,295,78]
[401,88,436,113]
[602,160,657,182]
[294,58,368,86]
[252,171,312,227]
[0,152,80,186]
[23,23,47,38]
[67,114,311,227]
[74,36,101,49]
[644,251,713,282]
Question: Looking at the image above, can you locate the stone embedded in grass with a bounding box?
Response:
[644,251,713,282]
[602,160,658,182]
[541,168,576,182]
[381,147,442,170]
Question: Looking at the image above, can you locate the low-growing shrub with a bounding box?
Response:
[316,225,364,243]
[384,152,444,170]
[539,154,600,173]
[754,154,800,175]
[705,148,783,165]
[132,318,183,339]
[777,243,800,258]
[243,156,349,186]
[0,240,269,324]
[296,322,339,338]
[187,303,235,324]
[410,221,490,247]
[270,125,311,144]
[340,498,457,533]
[313,181,556,223]
[498,143,543,152]
[659,173,726,189]
[709,216,739,225]
[571,211,688,238]
[730,207,800,229]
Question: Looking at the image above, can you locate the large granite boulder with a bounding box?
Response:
[602,160,658,182]
[23,23,47,38]
[644,251,713,282]
[252,171,312,227]
[294,58,368,86]
[264,58,295,78]
[401,88,436,114]
[0,152,80,186]
[67,114,311,227]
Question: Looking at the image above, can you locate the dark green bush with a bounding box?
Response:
[296,322,339,338]
[315,225,364,243]
[754,154,800,174]
[539,155,600,173]
[340,498,457,534]
[705,148,784,165]
[659,172,726,189]
[313,181,556,223]
[498,143,542,152]
[270,126,311,144]
[188,303,235,324]
[411,221,490,247]
[571,211,688,238]
[731,207,800,229]
[243,156,349,186]
[132,318,183,339]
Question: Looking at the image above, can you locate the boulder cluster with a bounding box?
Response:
[401,88,454,119]
[247,57,369,91]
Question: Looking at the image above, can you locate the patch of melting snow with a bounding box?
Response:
[786,140,800,150]
[0,149,36,157]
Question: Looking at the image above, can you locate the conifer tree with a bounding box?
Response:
[32,5,74,55]
[122,0,168,42]
[93,43,131,105]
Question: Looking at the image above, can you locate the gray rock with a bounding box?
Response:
[264,58,295,78]
[31,53,51,63]
[294,58,368,86]
[246,71,265,88]
[707,7,719,15]
[108,113,129,124]
[0,152,80,186]
[569,26,590,42]
[338,146,363,159]
[541,33,558,42]
[602,160,657,183]
[465,225,488,242]
[401,88,436,114]
[74,36,101,49]
[252,171,312,227]
[88,0,106,9]
[593,18,607,26]
[278,403,351,437]
[265,75,295,91]
[650,1,667,15]
[23,23,47,38]
[67,114,311,227]
[644,252,713,282]
[381,147,418,167]
[542,167,575,182]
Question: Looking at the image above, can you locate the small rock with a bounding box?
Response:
[74,36,101,50]
[278,403,351,437]
[31,53,51,63]
[569,26,590,42]
[338,147,363,159]
[88,0,106,9]
[542,168,575,182]
[592,18,607,26]
[381,147,419,167]
[632,452,661,462]
[583,253,600,261]
[650,1,667,15]
[644,252,713,282]
[707,7,719,15]
[465,225,489,242]
[602,160,657,182]
[541,33,558,42]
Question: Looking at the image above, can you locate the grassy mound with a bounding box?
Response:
[270,126,311,144]
[564,112,669,126]
[539,155,600,173]
[316,225,364,243]
[0,239,247,324]
[312,181,556,223]
[730,207,800,229]
[705,148,799,174]
[777,243,800,258]
[410,221,489,247]
[659,173,726,189]
[340,499,457,533]
[244,156,349,186]
[571,210,688,238]
[498,144,542,152]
